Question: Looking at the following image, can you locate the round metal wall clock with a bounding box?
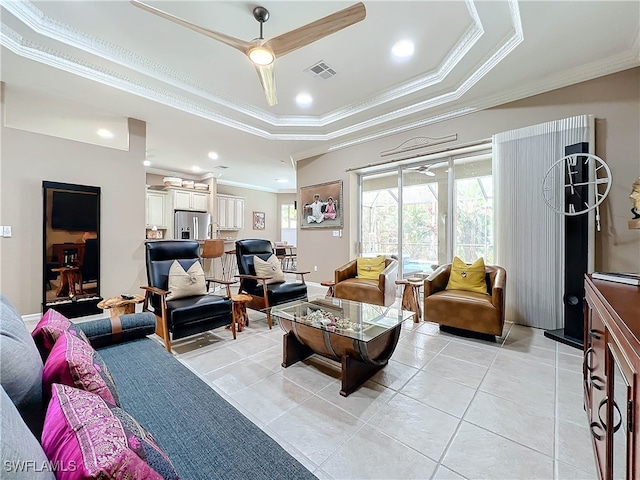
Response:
[542,153,612,216]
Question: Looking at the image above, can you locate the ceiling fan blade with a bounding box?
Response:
[254,64,278,106]
[130,0,252,53]
[265,2,366,58]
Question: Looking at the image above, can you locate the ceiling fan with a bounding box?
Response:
[130,1,366,106]
[409,163,447,176]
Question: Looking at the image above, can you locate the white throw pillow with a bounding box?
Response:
[253,255,285,284]
[166,260,206,300]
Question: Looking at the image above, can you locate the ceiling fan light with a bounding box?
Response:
[392,40,414,59]
[296,93,313,107]
[248,46,274,66]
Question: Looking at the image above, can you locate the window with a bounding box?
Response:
[359,149,493,279]
[281,204,297,245]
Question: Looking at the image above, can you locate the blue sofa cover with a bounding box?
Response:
[0,294,315,480]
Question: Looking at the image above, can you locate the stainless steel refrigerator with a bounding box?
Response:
[174,210,212,240]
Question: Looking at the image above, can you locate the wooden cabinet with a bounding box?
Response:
[584,275,640,480]
[146,190,167,228]
[217,194,244,230]
[174,189,209,211]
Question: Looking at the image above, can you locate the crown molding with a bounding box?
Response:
[0,14,520,142]
[1,0,505,129]
[216,179,279,193]
[289,52,639,161]
[3,1,637,158]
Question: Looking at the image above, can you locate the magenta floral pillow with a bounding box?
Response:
[42,331,120,406]
[42,384,178,480]
[32,309,90,360]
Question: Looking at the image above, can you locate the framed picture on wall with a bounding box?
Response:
[253,211,265,230]
[300,180,343,229]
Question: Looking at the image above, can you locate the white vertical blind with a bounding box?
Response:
[493,115,590,329]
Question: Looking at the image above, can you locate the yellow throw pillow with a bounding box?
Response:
[166,260,207,300]
[356,255,386,280]
[253,255,285,284]
[446,256,488,294]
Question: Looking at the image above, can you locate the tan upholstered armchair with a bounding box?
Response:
[334,258,398,307]
[424,263,506,336]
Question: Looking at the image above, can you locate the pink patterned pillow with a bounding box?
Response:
[42,384,178,480]
[32,309,89,360]
[42,331,120,406]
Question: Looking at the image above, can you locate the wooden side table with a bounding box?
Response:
[321,280,335,298]
[51,266,80,298]
[97,295,145,317]
[231,294,252,338]
[396,278,423,323]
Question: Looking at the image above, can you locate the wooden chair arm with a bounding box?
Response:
[283,270,310,275]
[205,277,237,286]
[140,285,169,296]
[235,274,272,281]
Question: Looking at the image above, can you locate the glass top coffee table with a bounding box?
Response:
[268,296,414,397]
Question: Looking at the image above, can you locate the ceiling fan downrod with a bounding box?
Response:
[253,6,269,39]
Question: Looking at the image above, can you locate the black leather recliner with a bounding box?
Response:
[77,238,99,294]
[142,240,234,352]
[235,239,308,328]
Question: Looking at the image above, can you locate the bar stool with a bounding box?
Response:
[201,239,225,291]
[222,249,237,282]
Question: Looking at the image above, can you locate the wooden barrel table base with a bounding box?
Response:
[280,318,401,397]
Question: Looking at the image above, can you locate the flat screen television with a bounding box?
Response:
[51,190,98,231]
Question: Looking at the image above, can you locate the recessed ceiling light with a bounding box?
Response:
[392,40,414,59]
[275,178,288,183]
[143,160,151,167]
[296,93,313,107]
[207,151,219,160]
[192,166,201,172]
[96,128,114,139]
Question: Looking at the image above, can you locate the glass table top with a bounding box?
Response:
[267,296,414,343]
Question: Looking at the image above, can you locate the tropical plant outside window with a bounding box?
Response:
[455,176,493,263]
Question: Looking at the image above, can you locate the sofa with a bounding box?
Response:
[0,295,315,480]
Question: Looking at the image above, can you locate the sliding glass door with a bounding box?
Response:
[453,154,494,263]
[400,163,443,277]
[360,172,399,258]
[359,148,493,279]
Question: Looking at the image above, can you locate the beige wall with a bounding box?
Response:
[297,67,640,283]
[216,185,278,243]
[0,114,147,315]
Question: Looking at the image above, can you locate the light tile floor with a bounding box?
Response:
[154,282,597,480]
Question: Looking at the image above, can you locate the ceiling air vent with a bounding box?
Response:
[305,61,337,80]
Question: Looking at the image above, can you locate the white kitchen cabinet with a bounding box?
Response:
[192,192,209,211]
[146,190,168,228]
[174,190,191,210]
[173,189,209,211]
[217,194,244,230]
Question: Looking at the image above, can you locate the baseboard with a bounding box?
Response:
[22,313,42,332]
